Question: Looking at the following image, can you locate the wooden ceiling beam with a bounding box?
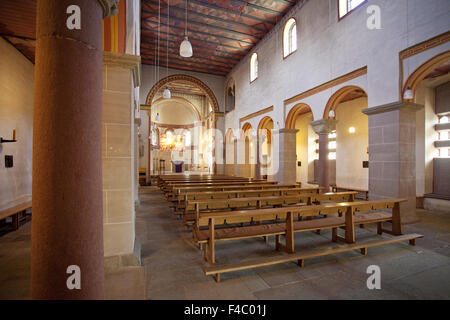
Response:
[142,0,267,34]
[229,0,285,15]
[141,16,255,46]
[140,49,234,70]
[140,40,243,64]
[141,27,250,52]
[187,0,276,25]
[140,44,240,65]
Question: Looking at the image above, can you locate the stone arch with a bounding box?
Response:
[152,96,202,121]
[285,103,313,129]
[258,116,273,144]
[323,86,368,119]
[402,50,450,101]
[145,74,220,112]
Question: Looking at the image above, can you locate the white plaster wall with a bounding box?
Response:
[225,0,450,132]
[0,38,34,208]
[336,97,369,190]
[295,113,314,184]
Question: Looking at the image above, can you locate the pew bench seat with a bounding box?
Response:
[194,211,393,244]
[203,233,424,281]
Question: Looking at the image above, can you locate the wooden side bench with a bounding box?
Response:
[195,198,419,281]
[0,200,32,231]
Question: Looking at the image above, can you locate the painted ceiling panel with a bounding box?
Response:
[0,0,300,76]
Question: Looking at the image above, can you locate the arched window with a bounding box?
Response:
[283,18,297,57]
[250,53,258,82]
[339,0,366,19]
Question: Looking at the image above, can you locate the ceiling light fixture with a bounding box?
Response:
[164,0,171,99]
[180,0,193,57]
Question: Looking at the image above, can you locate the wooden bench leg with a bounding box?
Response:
[208,218,215,265]
[285,212,295,254]
[409,239,416,246]
[297,259,304,268]
[332,228,338,242]
[275,235,281,251]
[377,222,383,235]
[12,213,19,230]
[360,248,368,256]
[345,207,355,244]
[214,273,220,283]
[263,236,268,243]
[359,224,365,229]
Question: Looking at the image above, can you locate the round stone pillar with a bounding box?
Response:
[311,119,338,193]
[31,0,117,299]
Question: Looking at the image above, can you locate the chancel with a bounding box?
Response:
[0,0,449,301]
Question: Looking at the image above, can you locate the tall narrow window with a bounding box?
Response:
[339,0,366,19]
[250,53,258,82]
[283,18,297,57]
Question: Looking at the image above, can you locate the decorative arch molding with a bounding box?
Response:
[285,103,313,129]
[323,86,367,119]
[152,96,202,121]
[402,50,450,101]
[241,122,254,139]
[145,74,220,112]
[258,116,274,144]
[225,128,236,143]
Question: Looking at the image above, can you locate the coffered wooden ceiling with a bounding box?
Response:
[141,0,300,76]
[0,0,300,77]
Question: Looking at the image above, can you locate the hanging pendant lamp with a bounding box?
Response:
[164,0,172,98]
[180,0,193,57]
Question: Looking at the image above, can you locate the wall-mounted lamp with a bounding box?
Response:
[349,127,356,134]
[403,87,414,100]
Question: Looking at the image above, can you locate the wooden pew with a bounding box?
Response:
[184,192,357,224]
[331,185,369,200]
[0,200,32,231]
[163,180,277,195]
[170,184,305,203]
[174,187,322,211]
[195,198,422,281]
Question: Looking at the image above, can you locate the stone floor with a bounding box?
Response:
[1,188,449,300]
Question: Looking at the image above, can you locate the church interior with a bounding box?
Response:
[0,0,449,300]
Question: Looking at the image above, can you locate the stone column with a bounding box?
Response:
[255,133,262,180]
[310,119,338,192]
[363,102,423,224]
[31,0,118,300]
[275,129,298,185]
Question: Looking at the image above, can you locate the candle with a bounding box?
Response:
[13,129,16,140]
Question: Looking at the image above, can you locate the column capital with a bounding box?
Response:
[310,119,338,135]
[362,101,423,116]
[97,0,119,18]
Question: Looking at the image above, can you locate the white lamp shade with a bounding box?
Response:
[403,87,414,100]
[180,37,193,57]
[163,87,171,99]
[329,109,335,118]
[155,113,160,121]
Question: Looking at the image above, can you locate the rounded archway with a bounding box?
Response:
[323,86,367,119]
[240,123,255,178]
[325,85,369,190]
[285,103,312,129]
[145,74,220,113]
[402,50,450,101]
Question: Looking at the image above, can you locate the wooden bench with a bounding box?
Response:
[174,187,323,211]
[0,200,32,230]
[163,180,278,196]
[194,198,422,281]
[331,185,369,200]
[170,184,307,203]
[184,192,357,224]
